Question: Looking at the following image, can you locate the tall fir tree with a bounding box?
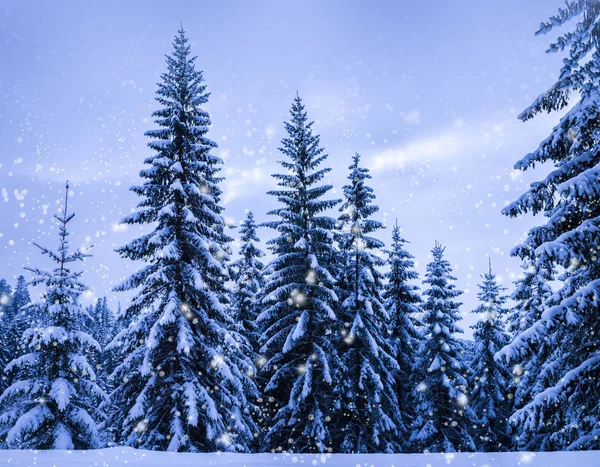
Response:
[0,183,105,449]
[411,242,474,453]
[497,1,600,450]
[258,95,340,453]
[333,153,403,453]
[231,211,265,352]
[109,28,257,452]
[382,221,423,445]
[469,261,512,452]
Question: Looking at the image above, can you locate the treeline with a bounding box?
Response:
[1,0,599,454]
[0,180,514,454]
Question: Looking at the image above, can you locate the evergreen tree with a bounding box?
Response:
[0,275,34,394]
[333,153,403,453]
[0,280,11,307]
[0,276,33,381]
[504,261,557,451]
[86,298,119,393]
[91,298,116,349]
[411,242,474,453]
[231,211,265,352]
[114,302,130,331]
[228,212,265,452]
[506,262,554,338]
[258,95,340,453]
[497,1,600,450]
[469,261,512,452]
[0,279,13,393]
[382,221,423,444]
[109,28,257,452]
[84,304,95,329]
[0,183,105,449]
[12,275,33,340]
[12,276,32,309]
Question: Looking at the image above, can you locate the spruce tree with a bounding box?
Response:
[502,261,567,451]
[0,275,34,394]
[504,261,557,451]
[0,280,11,307]
[109,28,257,452]
[91,298,115,349]
[469,261,512,452]
[382,220,423,446]
[497,1,600,450]
[258,94,340,453]
[333,153,403,453]
[114,302,130,331]
[228,212,265,452]
[505,262,552,337]
[12,275,33,337]
[86,298,118,393]
[231,211,265,352]
[0,183,105,449]
[0,276,33,383]
[411,242,474,453]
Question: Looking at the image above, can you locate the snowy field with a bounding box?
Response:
[1,448,599,467]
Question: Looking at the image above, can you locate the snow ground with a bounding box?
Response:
[0,448,599,467]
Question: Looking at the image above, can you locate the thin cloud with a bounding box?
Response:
[222,167,269,205]
[368,119,509,172]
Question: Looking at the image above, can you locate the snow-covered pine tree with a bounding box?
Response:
[0,279,13,393]
[504,261,557,451]
[258,94,340,453]
[0,183,105,449]
[496,1,600,450]
[500,266,568,452]
[0,280,12,314]
[85,298,119,394]
[411,242,474,453]
[109,28,258,452]
[501,272,569,450]
[0,276,33,374]
[0,275,35,398]
[0,280,11,307]
[12,275,34,337]
[506,262,554,337]
[90,298,115,349]
[382,220,423,446]
[83,303,94,329]
[333,153,403,453]
[469,260,512,452]
[110,30,256,451]
[12,276,31,308]
[114,302,129,331]
[231,211,265,352]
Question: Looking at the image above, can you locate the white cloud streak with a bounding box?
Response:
[368,119,509,172]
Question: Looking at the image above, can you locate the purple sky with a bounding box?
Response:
[0,0,567,336]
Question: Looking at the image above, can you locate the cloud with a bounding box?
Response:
[222,167,269,205]
[368,119,509,172]
[369,129,464,171]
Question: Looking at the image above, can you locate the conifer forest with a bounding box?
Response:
[1,1,600,465]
